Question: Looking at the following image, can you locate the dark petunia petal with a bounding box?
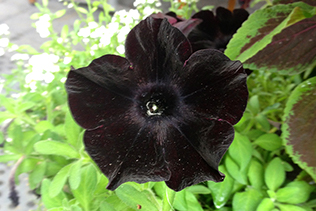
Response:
[84,120,170,190]
[125,17,191,83]
[165,119,234,191]
[65,55,136,129]
[178,49,248,125]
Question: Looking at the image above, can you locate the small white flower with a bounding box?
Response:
[63,56,72,65]
[116,45,125,54]
[0,48,4,56]
[77,27,90,38]
[0,23,10,36]
[11,53,30,61]
[0,38,9,47]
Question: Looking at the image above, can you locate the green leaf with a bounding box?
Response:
[0,154,21,162]
[54,9,66,18]
[228,132,253,171]
[277,204,307,211]
[232,188,263,211]
[72,164,98,210]
[254,133,283,151]
[173,189,203,211]
[41,179,66,209]
[265,157,286,191]
[34,121,55,133]
[186,185,211,195]
[282,77,316,181]
[76,7,88,14]
[61,25,69,40]
[69,160,82,190]
[104,195,131,211]
[29,161,46,189]
[115,184,159,211]
[49,163,73,197]
[34,140,80,159]
[247,159,264,189]
[208,166,234,208]
[276,181,314,204]
[225,154,248,185]
[100,201,117,211]
[255,114,271,132]
[248,95,260,115]
[256,198,275,211]
[64,110,81,147]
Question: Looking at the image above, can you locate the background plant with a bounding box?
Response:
[0,0,316,210]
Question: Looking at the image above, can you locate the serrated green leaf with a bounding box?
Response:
[282,77,316,181]
[208,166,234,208]
[225,2,315,62]
[72,164,98,210]
[34,140,80,159]
[232,188,263,211]
[265,157,285,191]
[247,159,264,189]
[49,163,72,197]
[254,133,282,151]
[256,198,275,211]
[276,181,314,204]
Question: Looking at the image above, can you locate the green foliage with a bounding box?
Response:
[1,0,316,210]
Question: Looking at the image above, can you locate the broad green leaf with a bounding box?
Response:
[282,77,316,181]
[72,164,98,210]
[247,159,264,189]
[104,195,131,211]
[225,2,315,62]
[276,181,314,204]
[173,189,203,211]
[225,154,248,185]
[49,163,73,197]
[256,198,275,211]
[34,121,55,133]
[34,140,80,159]
[69,160,82,190]
[208,166,234,208]
[0,154,21,162]
[255,114,271,132]
[186,185,211,195]
[41,179,66,209]
[232,188,263,211]
[254,133,283,151]
[29,161,46,189]
[248,95,260,115]
[277,204,307,211]
[228,132,253,171]
[64,110,81,147]
[100,201,117,211]
[116,184,159,211]
[54,9,66,18]
[265,157,285,191]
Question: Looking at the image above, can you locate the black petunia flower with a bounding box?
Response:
[188,7,249,52]
[65,17,248,191]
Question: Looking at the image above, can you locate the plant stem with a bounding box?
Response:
[162,186,175,211]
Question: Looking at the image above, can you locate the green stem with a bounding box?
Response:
[162,186,175,211]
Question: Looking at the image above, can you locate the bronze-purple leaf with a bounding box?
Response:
[65,17,248,191]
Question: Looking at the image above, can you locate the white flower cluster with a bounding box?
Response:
[35,14,51,38]
[77,9,141,55]
[25,53,60,90]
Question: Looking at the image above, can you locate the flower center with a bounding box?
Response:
[137,84,179,118]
